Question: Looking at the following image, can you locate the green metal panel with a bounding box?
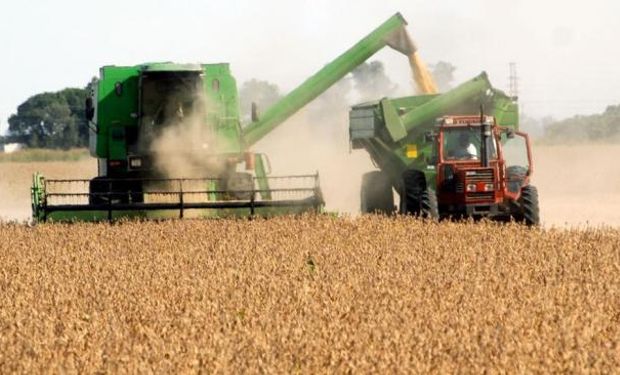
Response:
[96,66,140,159]
[381,99,407,142]
[491,93,519,129]
[254,154,272,200]
[399,72,492,135]
[388,94,439,110]
[242,13,411,146]
[202,64,243,153]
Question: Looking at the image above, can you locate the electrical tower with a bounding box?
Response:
[509,62,519,99]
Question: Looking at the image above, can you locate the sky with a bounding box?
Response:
[0,0,618,134]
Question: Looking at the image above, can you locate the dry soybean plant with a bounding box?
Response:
[0,216,618,373]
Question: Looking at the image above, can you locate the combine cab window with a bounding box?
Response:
[139,72,204,152]
[443,127,497,161]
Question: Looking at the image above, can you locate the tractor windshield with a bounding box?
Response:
[443,127,497,161]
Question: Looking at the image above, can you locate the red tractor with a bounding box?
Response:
[424,115,539,225]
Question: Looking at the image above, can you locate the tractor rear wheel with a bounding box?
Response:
[400,169,439,219]
[516,185,540,226]
[360,171,394,214]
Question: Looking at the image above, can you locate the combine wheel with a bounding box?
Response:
[89,177,144,205]
[400,169,438,219]
[225,172,255,200]
[360,171,394,214]
[516,185,540,226]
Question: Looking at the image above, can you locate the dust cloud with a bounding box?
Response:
[0,160,96,222]
[148,96,228,179]
[253,64,400,215]
[254,108,373,215]
[533,143,620,227]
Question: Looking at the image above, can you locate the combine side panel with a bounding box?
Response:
[94,66,140,159]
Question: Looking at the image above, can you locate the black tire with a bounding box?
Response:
[89,177,144,205]
[89,177,112,205]
[506,165,528,194]
[516,185,540,226]
[400,169,439,219]
[420,188,439,219]
[360,171,394,214]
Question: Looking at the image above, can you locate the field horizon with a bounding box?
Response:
[2,143,620,227]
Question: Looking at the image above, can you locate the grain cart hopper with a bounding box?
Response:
[32,13,419,222]
[350,73,540,225]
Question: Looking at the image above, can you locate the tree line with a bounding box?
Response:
[542,105,620,143]
[3,88,89,149]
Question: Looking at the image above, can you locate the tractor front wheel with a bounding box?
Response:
[515,185,540,226]
[400,169,439,219]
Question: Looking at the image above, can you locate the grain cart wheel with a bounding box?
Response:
[360,171,394,214]
[400,169,439,219]
[515,185,540,226]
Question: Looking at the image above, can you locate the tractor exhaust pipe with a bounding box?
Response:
[480,105,491,168]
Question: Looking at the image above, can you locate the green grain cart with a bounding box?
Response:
[31,13,422,222]
[350,73,540,225]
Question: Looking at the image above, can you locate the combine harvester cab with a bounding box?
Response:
[350,73,540,225]
[32,13,421,222]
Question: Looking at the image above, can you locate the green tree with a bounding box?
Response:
[8,88,88,149]
[60,88,89,145]
[543,104,620,143]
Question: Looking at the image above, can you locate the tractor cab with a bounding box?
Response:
[432,115,533,219]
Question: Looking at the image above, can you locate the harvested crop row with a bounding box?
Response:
[0,216,618,373]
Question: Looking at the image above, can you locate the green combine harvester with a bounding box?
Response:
[350,73,540,225]
[31,13,423,222]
